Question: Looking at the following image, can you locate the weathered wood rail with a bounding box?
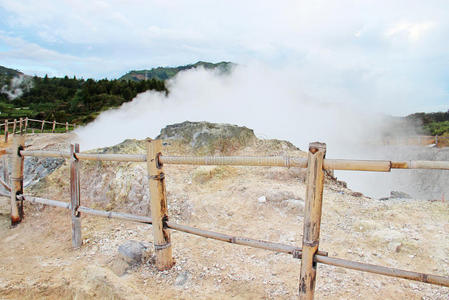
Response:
[2,136,449,299]
[0,117,76,142]
[383,135,449,147]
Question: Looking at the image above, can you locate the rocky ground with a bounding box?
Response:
[0,123,448,299]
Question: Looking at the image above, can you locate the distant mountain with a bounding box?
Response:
[0,65,23,77]
[0,66,24,87]
[0,66,23,77]
[120,61,235,81]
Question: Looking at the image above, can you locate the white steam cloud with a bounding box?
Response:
[75,64,447,199]
[1,75,33,100]
[76,64,391,152]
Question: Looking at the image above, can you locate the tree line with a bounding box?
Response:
[406,111,449,136]
[0,75,167,124]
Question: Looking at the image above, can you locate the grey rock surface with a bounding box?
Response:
[118,240,152,265]
[390,191,412,199]
[156,121,256,150]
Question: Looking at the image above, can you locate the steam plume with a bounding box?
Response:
[76,64,447,199]
[1,75,33,100]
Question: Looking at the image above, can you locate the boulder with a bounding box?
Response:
[390,191,412,199]
[110,240,152,276]
[118,240,152,265]
[266,190,297,202]
[156,121,256,152]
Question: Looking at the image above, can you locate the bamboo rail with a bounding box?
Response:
[16,194,449,288]
[160,155,308,167]
[11,150,449,171]
[0,177,11,191]
[18,150,146,162]
[20,195,70,209]
[314,255,449,287]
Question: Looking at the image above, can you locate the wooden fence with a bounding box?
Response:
[0,117,76,143]
[2,136,449,299]
[383,135,449,147]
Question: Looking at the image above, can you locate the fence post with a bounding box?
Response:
[146,139,174,270]
[66,122,69,133]
[299,142,326,300]
[12,119,16,135]
[70,144,82,248]
[52,120,56,133]
[24,117,28,133]
[19,118,23,134]
[4,120,8,143]
[41,121,45,133]
[2,155,8,183]
[9,135,25,225]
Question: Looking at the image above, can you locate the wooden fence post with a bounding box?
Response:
[70,144,82,248]
[12,119,16,135]
[66,122,69,133]
[4,120,8,143]
[19,118,23,134]
[9,135,25,225]
[24,117,28,133]
[2,155,8,184]
[147,139,174,270]
[52,120,56,133]
[41,121,45,133]
[299,142,326,300]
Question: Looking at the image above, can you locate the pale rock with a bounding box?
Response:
[258,196,267,203]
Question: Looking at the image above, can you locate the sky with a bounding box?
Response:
[0,0,448,114]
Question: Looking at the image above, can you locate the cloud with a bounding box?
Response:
[0,0,447,110]
[385,21,435,41]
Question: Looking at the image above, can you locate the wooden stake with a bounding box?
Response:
[19,118,23,134]
[24,117,28,133]
[70,144,82,248]
[9,135,25,225]
[52,120,56,133]
[2,155,8,184]
[4,120,8,143]
[147,139,174,270]
[41,121,45,133]
[12,119,16,135]
[299,142,326,300]
[65,122,69,132]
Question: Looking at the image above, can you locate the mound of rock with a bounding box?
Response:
[157,121,256,152]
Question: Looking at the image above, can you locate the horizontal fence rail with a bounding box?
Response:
[19,150,146,162]
[0,117,76,142]
[160,155,308,167]
[8,149,449,171]
[15,194,449,287]
[2,136,449,299]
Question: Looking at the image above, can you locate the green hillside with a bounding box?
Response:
[120,61,234,81]
[406,111,449,136]
[0,61,234,126]
[0,66,23,87]
[0,67,167,125]
[0,66,22,77]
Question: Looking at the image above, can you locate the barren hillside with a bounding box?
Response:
[0,124,448,299]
